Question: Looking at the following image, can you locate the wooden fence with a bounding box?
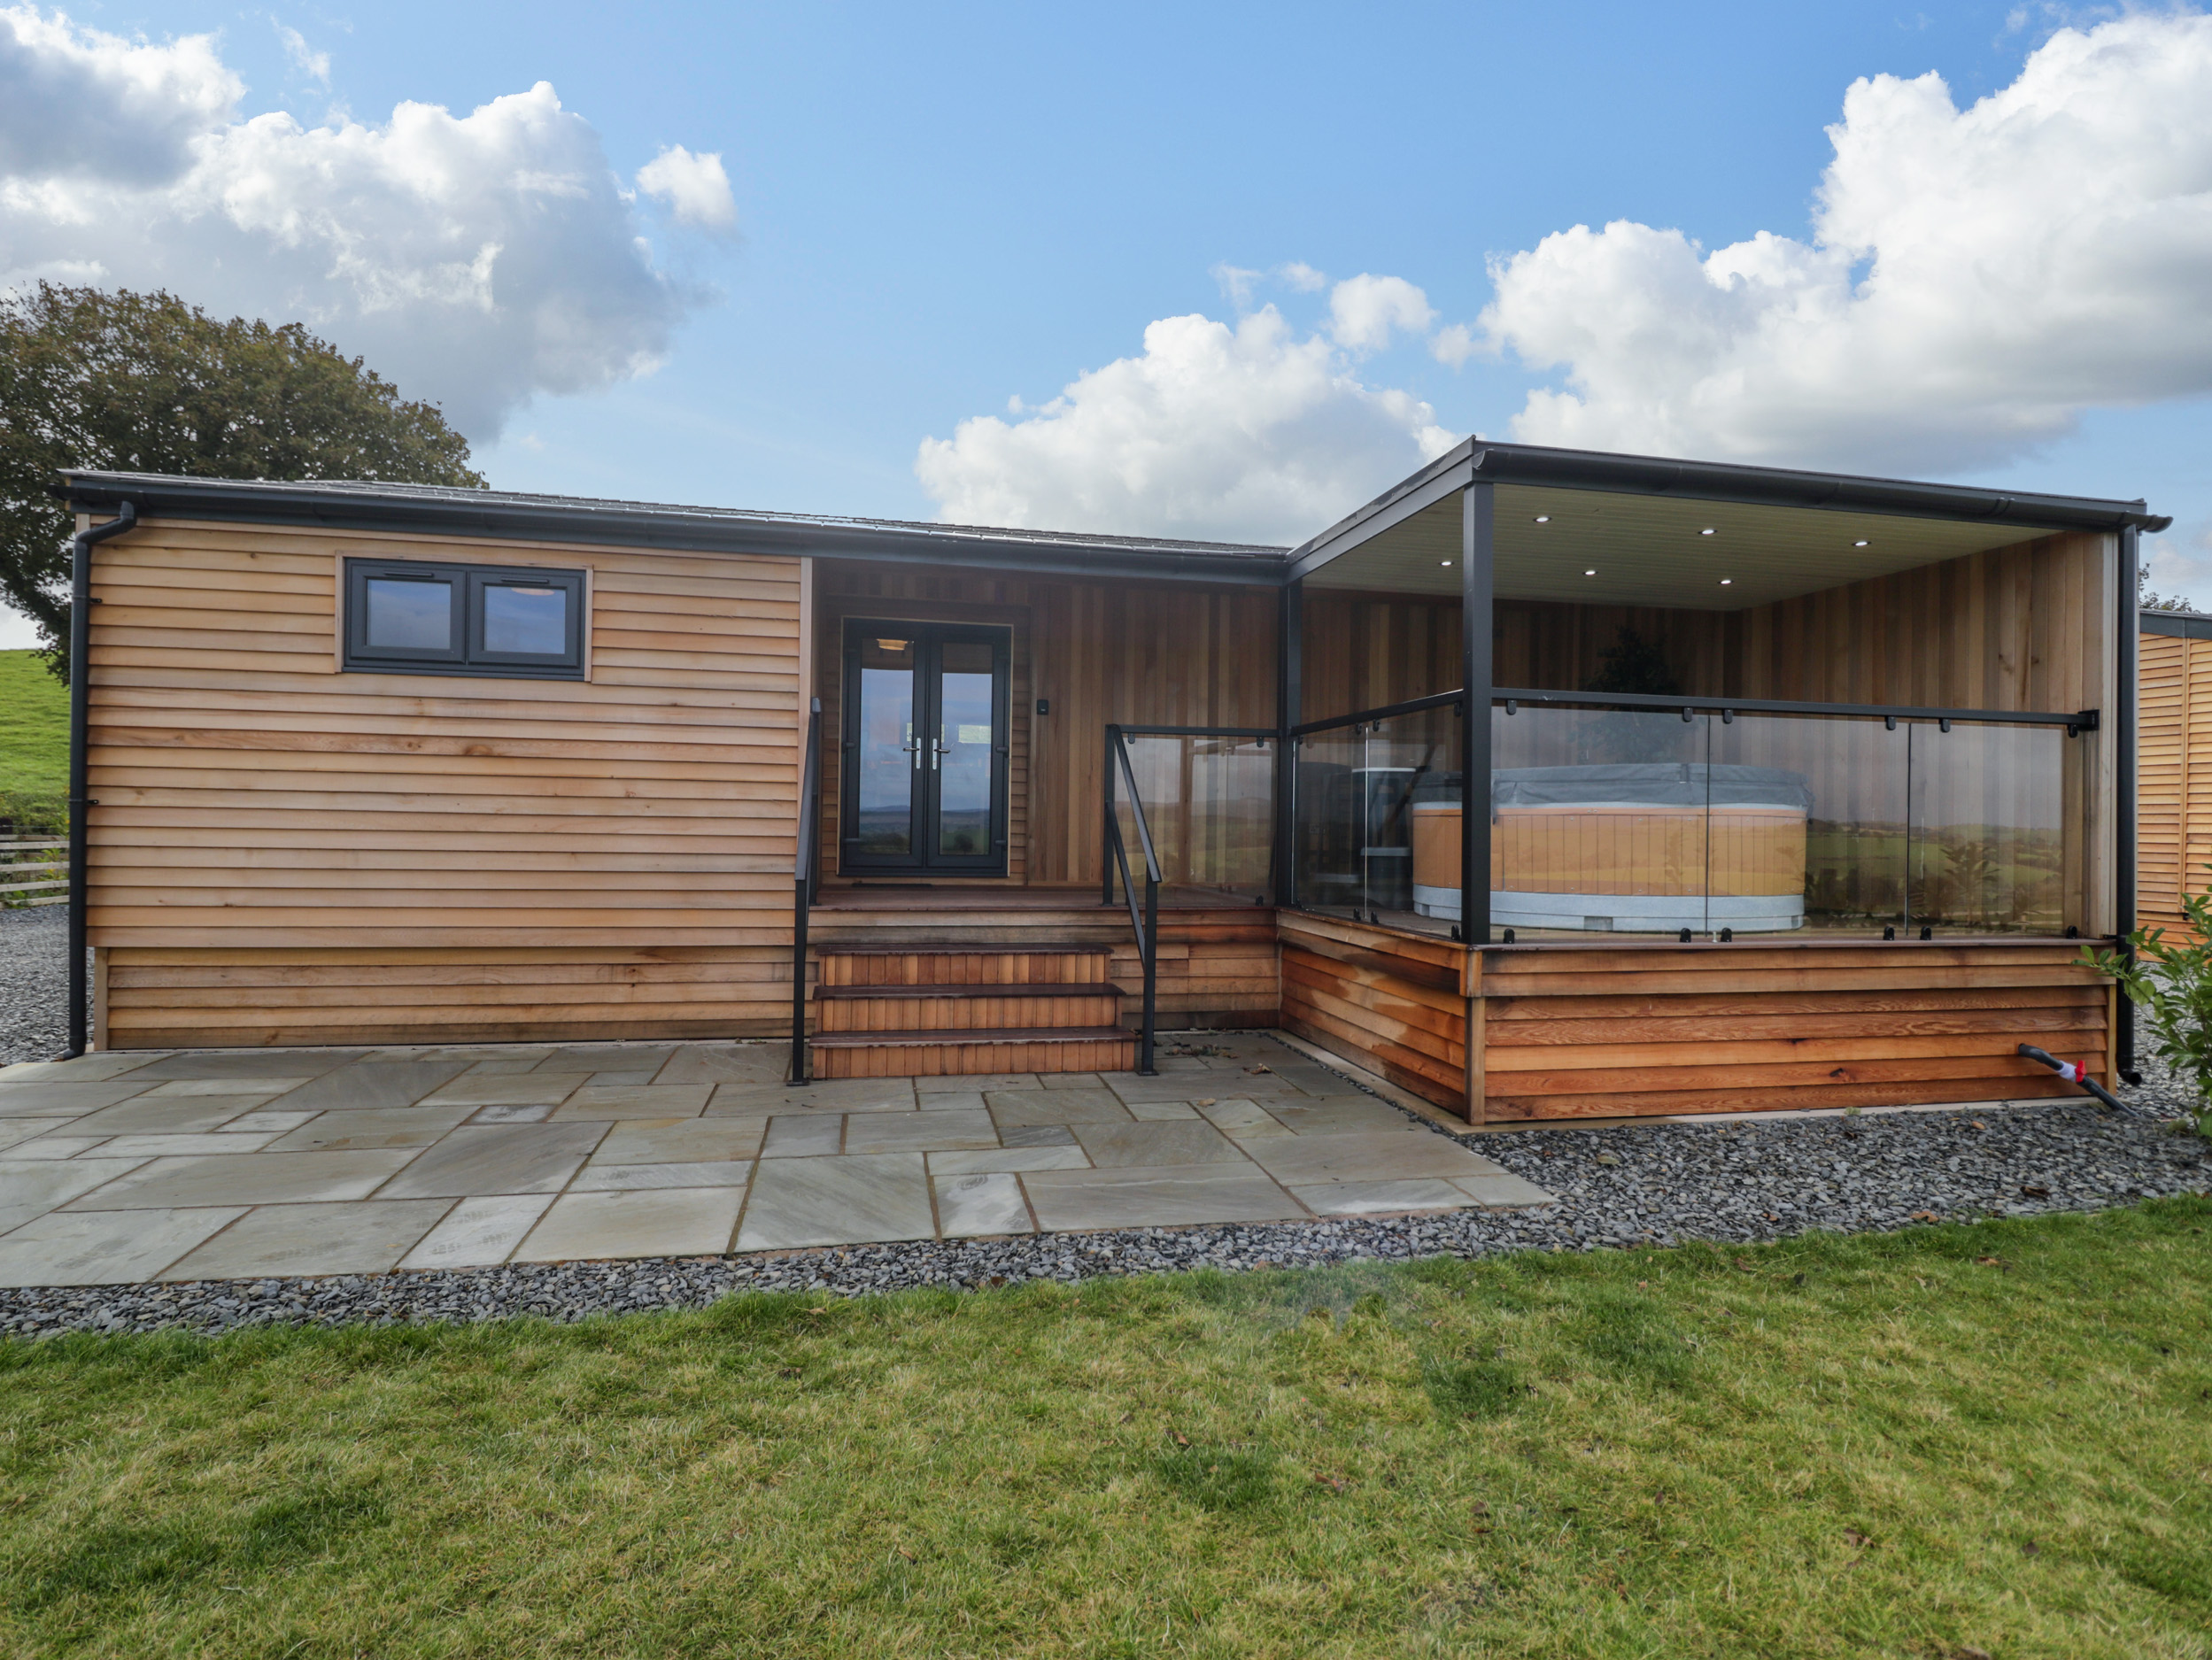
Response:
[1,839,67,907]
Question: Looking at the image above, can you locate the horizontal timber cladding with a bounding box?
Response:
[85,516,807,1047]
[1478,942,2113,1119]
[98,946,798,1049]
[810,560,1277,887]
[1278,913,1471,1116]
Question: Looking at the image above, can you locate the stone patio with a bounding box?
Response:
[0,1032,1552,1287]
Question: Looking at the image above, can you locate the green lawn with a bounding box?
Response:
[0,648,68,832]
[4,1201,2208,1658]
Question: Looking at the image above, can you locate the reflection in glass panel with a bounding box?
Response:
[1908,722,2068,935]
[936,640,995,856]
[1489,705,1713,937]
[855,637,916,855]
[1711,712,1905,935]
[483,583,568,654]
[364,576,452,651]
[1294,724,1364,919]
[1122,735,1272,899]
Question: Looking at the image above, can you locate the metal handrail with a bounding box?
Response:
[787,697,823,1085]
[1294,686,2099,737]
[1102,723,1164,1076]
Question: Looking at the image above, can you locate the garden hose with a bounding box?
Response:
[2016,1044,2126,1112]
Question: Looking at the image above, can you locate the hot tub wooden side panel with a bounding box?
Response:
[1479,944,2110,1119]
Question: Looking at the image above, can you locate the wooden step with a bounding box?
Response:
[811,1026,1137,1078]
[815,984,1123,1033]
[817,946,1113,988]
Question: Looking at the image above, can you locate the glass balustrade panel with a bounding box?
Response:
[1907,720,2074,937]
[1708,710,1906,938]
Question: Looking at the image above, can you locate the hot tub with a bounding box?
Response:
[1411,763,1811,932]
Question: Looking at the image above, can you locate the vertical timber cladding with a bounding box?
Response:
[89,518,806,1049]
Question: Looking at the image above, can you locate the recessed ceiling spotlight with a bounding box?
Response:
[1854,538,1870,547]
[1720,578,1732,585]
[1441,560,1452,567]
[1535,514,1551,524]
[1700,527,1716,536]
[1583,568,1597,576]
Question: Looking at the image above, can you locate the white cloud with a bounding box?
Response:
[276,23,329,87]
[1481,12,2212,474]
[1279,261,1327,293]
[915,305,1458,544]
[1210,261,1262,306]
[635,143,735,231]
[1327,273,1435,353]
[1429,321,1477,368]
[0,8,727,439]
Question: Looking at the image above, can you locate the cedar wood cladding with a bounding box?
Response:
[2137,622,2212,938]
[89,518,805,1048]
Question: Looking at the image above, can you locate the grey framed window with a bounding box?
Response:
[344,558,584,678]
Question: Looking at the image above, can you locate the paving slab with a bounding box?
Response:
[914,1090,987,1111]
[143,1077,316,1099]
[375,1123,606,1199]
[571,1160,754,1191]
[0,1130,102,1159]
[1263,1100,1428,1137]
[549,1084,713,1122]
[160,1199,454,1280]
[936,1172,1033,1236]
[928,1145,1089,1176]
[0,1157,152,1233]
[710,1079,916,1116]
[1195,1098,1292,1136]
[1288,1179,1474,1217]
[459,1056,552,1075]
[469,1103,554,1123]
[64,1149,422,1210]
[1,1054,160,1083]
[538,1044,679,1074]
[0,1080,166,1116]
[986,1089,1133,1127]
[1242,1131,1500,1186]
[66,1094,287,1135]
[593,1118,767,1163]
[1452,1173,1558,1208]
[1125,1100,1200,1120]
[0,1206,245,1287]
[1000,1123,1078,1147]
[397,1194,554,1270]
[221,1111,321,1137]
[419,1072,596,1108]
[518,1186,745,1262]
[917,1073,1036,1093]
[88,1131,289,1159]
[1069,1120,1250,1169]
[264,1105,478,1152]
[737,1153,935,1251]
[127,1051,365,1080]
[842,1109,1000,1154]
[654,1046,791,1086]
[761,1116,843,1157]
[1037,1073,1105,1091]
[1020,1166,1309,1231]
[264,1061,475,1113]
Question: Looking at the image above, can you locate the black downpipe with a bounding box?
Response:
[2115,525,2139,1083]
[786,697,822,1085]
[63,500,135,1059]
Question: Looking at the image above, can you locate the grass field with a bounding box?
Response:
[4,1201,2208,1658]
[0,649,67,832]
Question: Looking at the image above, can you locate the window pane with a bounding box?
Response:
[483,583,569,655]
[364,577,452,651]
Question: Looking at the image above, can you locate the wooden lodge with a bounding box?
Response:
[55,444,2168,1121]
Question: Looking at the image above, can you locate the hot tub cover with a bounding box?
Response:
[1410,764,1813,811]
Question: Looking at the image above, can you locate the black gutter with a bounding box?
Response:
[58,475,1287,590]
[63,499,136,1058]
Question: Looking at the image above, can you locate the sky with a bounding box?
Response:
[4,0,2210,649]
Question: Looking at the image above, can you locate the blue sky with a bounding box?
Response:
[4,1,2208,645]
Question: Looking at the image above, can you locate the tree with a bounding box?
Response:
[2139,561,2196,614]
[1,283,485,680]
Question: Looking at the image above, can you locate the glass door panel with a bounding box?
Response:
[934,639,997,858]
[851,633,918,858]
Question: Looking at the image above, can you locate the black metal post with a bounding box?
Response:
[1102,722,1118,907]
[1274,578,1302,908]
[1460,482,1494,945]
[788,697,821,1086]
[2115,524,2139,1081]
[63,501,135,1058]
[1140,871,1158,1076]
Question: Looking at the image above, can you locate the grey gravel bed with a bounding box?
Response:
[5,1041,2205,1340]
[0,901,67,1066]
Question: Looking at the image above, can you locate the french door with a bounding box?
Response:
[839,621,1010,876]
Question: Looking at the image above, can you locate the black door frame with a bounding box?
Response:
[838,618,1011,876]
